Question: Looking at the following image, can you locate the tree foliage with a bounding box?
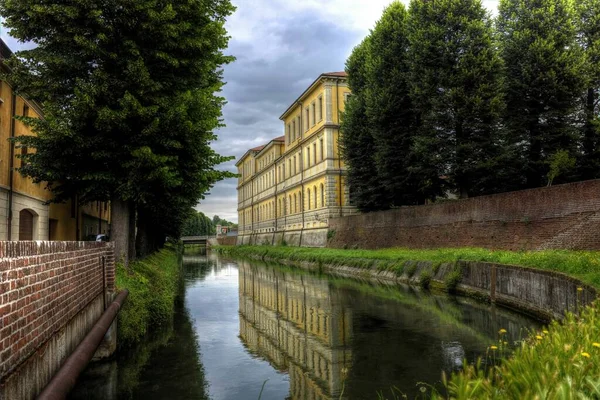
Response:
[182,210,216,236]
[498,0,585,188]
[366,2,425,206]
[408,0,508,198]
[0,0,236,257]
[575,0,600,179]
[340,37,387,212]
[341,0,595,208]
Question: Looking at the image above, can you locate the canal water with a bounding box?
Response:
[70,251,541,400]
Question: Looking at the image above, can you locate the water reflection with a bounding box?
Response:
[238,260,540,399]
[239,261,353,399]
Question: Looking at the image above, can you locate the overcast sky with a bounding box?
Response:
[1,0,500,223]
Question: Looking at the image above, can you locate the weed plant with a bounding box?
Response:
[116,247,181,347]
[433,302,600,399]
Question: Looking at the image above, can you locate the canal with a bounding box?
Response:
[70,251,541,399]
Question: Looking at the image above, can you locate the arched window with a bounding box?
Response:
[19,209,34,241]
[294,194,297,213]
[307,189,311,210]
[289,195,292,214]
[320,184,325,207]
[313,186,317,209]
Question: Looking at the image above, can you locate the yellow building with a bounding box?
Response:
[0,39,109,241]
[237,72,357,246]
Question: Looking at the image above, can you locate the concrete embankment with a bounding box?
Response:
[219,248,597,321]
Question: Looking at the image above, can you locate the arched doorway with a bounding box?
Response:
[19,209,34,241]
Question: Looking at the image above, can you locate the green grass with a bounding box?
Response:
[116,247,181,347]
[216,245,600,289]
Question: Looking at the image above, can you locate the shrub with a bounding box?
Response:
[419,271,432,290]
[444,263,463,293]
[405,262,417,277]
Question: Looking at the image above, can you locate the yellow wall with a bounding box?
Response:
[237,73,355,236]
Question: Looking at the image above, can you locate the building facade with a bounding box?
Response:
[237,72,357,247]
[0,39,109,241]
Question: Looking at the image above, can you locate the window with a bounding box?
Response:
[292,120,296,141]
[307,189,311,210]
[311,102,316,127]
[305,108,309,131]
[307,147,311,167]
[293,156,296,175]
[320,138,324,161]
[288,159,292,177]
[20,146,28,168]
[344,92,351,104]
[321,183,325,207]
[313,143,317,165]
[318,96,323,121]
[289,195,292,214]
[294,194,297,213]
[313,186,317,209]
[297,116,301,137]
[23,104,29,117]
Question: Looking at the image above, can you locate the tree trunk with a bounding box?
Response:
[128,201,137,262]
[135,208,150,258]
[110,196,130,267]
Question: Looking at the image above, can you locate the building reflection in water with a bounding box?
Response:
[238,260,352,400]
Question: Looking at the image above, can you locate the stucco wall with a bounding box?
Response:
[328,179,600,251]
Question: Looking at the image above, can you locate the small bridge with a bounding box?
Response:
[181,235,215,245]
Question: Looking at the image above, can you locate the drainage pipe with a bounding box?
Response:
[37,289,129,400]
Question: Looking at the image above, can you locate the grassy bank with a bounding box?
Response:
[116,247,181,347]
[433,304,600,399]
[217,245,600,289]
[219,245,600,398]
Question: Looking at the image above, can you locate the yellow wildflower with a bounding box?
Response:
[503,341,508,345]
[490,345,498,350]
[536,335,543,340]
[593,343,600,348]
[543,330,549,334]
[499,329,507,334]
[582,352,591,358]
[577,287,584,292]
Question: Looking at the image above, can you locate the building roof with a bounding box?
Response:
[0,39,13,62]
[280,72,348,120]
[0,39,45,118]
[236,136,285,166]
[323,71,348,77]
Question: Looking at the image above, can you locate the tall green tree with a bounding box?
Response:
[408,0,507,198]
[575,0,600,180]
[497,0,585,188]
[340,37,388,212]
[1,0,235,263]
[365,2,426,206]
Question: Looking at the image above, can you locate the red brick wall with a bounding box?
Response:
[328,180,600,250]
[0,241,115,380]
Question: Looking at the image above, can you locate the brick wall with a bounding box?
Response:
[328,179,600,250]
[217,236,237,246]
[0,241,115,381]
